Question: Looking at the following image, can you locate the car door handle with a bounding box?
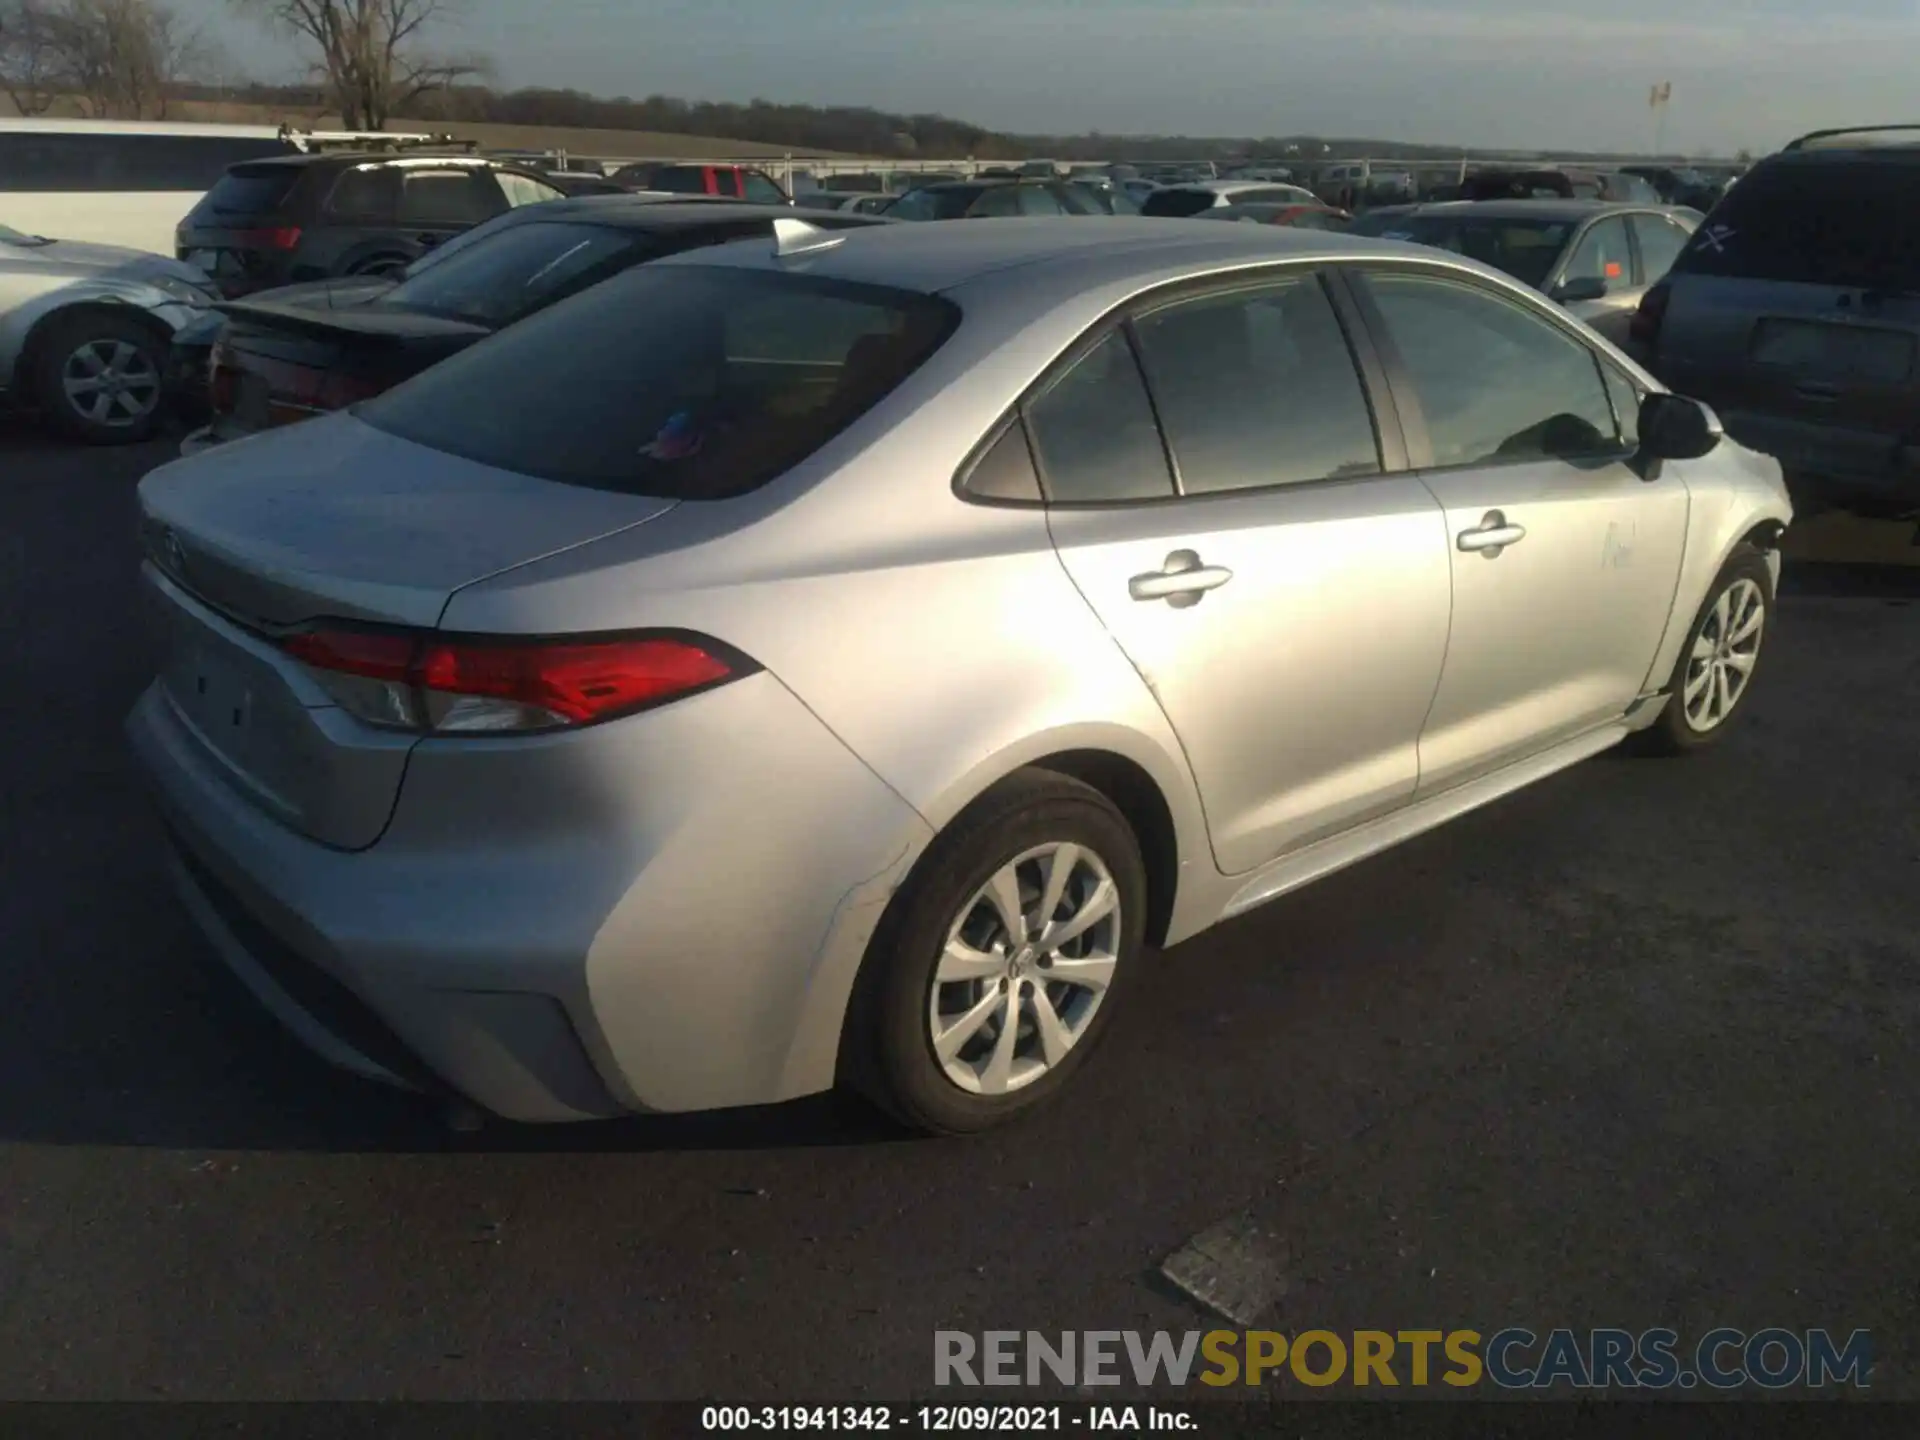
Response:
[1457,511,1527,556]
[1129,550,1234,607]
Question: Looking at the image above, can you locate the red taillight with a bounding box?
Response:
[282,628,415,682]
[237,227,303,251]
[1630,280,1671,351]
[280,626,744,733]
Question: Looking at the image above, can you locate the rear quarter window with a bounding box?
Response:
[189,165,303,219]
[359,267,960,499]
[1673,159,1920,288]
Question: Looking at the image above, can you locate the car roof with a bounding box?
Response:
[503,198,884,231]
[1183,179,1303,193]
[1396,199,1678,222]
[232,150,513,171]
[648,215,1441,294]
[909,178,1033,191]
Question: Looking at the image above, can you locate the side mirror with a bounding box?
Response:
[1553,275,1609,304]
[1639,392,1724,461]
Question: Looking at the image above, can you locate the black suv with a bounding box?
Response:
[1637,126,1920,517]
[175,152,571,296]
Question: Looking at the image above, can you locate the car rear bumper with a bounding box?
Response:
[127,671,934,1121]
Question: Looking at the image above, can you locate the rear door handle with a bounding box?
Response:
[1457,511,1527,557]
[1794,381,1841,402]
[1129,550,1233,607]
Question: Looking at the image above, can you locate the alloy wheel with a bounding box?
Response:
[928,842,1122,1096]
[1683,577,1766,733]
[61,338,161,428]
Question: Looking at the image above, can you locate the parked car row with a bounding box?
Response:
[4,118,1910,528]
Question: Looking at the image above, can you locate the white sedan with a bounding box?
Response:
[0,222,216,443]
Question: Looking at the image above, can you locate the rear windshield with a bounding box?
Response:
[1379,216,1573,289]
[1142,189,1216,218]
[359,266,960,498]
[376,221,645,326]
[1670,158,1920,289]
[189,165,301,219]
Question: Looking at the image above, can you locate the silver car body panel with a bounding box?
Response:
[130,219,1792,1117]
[0,233,215,389]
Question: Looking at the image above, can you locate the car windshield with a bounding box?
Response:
[375,221,645,326]
[360,266,960,499]
[887,188,977,221]
[1382,216,1574,288]
[1668,160,1920,290]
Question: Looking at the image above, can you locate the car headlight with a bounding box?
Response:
[150,275,216,307]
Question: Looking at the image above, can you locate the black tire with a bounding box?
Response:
[1636,544,1774,755]
[29,310,168,445]
[844,768,1148,1136]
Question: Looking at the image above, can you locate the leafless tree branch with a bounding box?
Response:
[229,0,484,129]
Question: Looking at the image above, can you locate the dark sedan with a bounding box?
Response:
[178,199,887,453]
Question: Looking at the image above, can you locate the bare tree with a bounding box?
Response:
[232,0,488,130]
[1,0,204,117]
[0,0,61,114]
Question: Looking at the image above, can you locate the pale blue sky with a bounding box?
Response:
[175,0,1920,154]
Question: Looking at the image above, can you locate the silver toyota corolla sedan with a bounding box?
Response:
[129,217,1792,1135]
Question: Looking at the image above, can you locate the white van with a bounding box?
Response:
[0,119,301,255]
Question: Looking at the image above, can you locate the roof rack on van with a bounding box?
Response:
[277,125,480,154]
[1782,124,1920,152]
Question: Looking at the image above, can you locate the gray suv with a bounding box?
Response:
[1635,126,1920,517]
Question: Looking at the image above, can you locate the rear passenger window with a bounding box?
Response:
[961,419,1044,503]
[327,166,397,217]
[1131,277,1380,494]
[1025,331,1175,504]
[398,172,496,225]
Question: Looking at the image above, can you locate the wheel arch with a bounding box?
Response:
[909,721,1213,949]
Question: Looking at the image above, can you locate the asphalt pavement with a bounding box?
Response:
[1,418,1916,1402]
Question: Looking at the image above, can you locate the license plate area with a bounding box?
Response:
[1749,318,1916,384]
[168,637,257,743]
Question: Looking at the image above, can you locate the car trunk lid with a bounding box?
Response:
[212,301,491,436]
[137,416,680,848]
